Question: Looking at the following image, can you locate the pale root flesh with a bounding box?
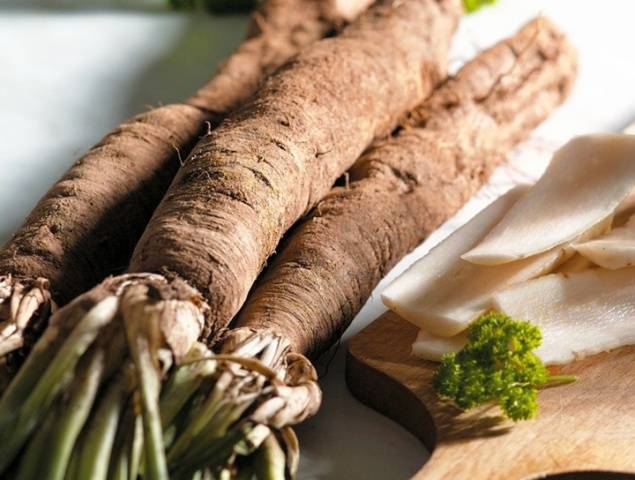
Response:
[411,329,467,362]
[574,215,635,269]
[412,268,635,365]
[382,186,572,337]
[553,253,594,274]
[463,134,635,265]
[492,268,635,365]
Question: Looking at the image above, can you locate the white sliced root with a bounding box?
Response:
[574,215,635,270]
[411,329,467,362]
[413,267,635,365]
[553,253,594,274]
[382,186,571,337]
[463,134,635,265]
[491,268,635,365]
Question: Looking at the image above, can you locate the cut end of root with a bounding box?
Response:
[0,272,208,477]
[162,328,321,476]
[220,328,322,429]
[0,275,54,376]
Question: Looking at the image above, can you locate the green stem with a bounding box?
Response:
[63,448,79,480]
[167,379,226,463]
[0,296,119,473]
[16,399,59,480]
[76,371,129,480]
[280,427,300,478]
[171,424,266,480]
[108,404,137,480]
[254,434,287,480]
[41,347,109,480]
[544,374,578,387]
[129,414,145,480]
[177,399,254,470]
[0,300,86,417]
[160,352,216,429]
[235,461,256,480]
[124,311,169,480]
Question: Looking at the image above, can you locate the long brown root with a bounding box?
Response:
[0,0,365,371]
[235,17,579,357]
[187,0,375,113]
[131,0,462,342]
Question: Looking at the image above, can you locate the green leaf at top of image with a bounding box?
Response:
[463,0,497,13]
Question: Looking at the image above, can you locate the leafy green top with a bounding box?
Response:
[463,0,497,13]
[433,311,575,421]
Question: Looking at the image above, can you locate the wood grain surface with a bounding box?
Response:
[346,311,635,479]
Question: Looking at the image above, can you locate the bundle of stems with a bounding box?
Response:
[0,0,460,477]
[0,0,368,384]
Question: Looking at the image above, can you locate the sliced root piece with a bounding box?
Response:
[553,253,594,274]
[492,268,635,365]
[382,186,570,337]
[463,134,635,265]
[574,215,635,269]
[411,328,467,362]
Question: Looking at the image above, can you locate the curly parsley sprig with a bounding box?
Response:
[433,312,576,421]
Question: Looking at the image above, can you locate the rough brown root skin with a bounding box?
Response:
[236,17,579,356]
[0,105,208,306]
[219,328,321,429]
[187,0,375,113]
[0,0,360,373]
[131,0,461,341]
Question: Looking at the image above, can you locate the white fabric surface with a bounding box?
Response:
[1,1,634,478]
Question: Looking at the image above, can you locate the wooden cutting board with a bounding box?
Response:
[346,311,635,480]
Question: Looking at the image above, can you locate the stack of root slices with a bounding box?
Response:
[382,133,635,366]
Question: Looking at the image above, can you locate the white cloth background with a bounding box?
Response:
[1,1,634,478]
